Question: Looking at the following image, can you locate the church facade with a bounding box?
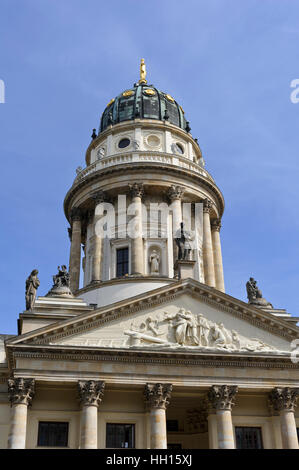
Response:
[0,61,298,449]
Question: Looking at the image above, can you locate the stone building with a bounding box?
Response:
[0,60,299,449]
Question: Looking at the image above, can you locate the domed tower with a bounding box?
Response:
[64,60,225,307]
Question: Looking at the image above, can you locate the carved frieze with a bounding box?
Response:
[123,307,278,353]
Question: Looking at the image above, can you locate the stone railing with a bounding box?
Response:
[73,152,214,186]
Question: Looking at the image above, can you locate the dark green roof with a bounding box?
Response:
[99,83,190,134]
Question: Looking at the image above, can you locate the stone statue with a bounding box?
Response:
[46,265,73,298]
[149,250,160,275]
[246,277,273,308]
[165,308,199,346]
[198,314,210,346]
[175,222,194,261]
[25,269,40,311]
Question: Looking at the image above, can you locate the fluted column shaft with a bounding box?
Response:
[269,387,299,449]
[211,219,225,292]
[129,183,144,275]
[91,192,105,282]
[208,385,238,449]
[7,378,35,449]
[202,199,216,287]
[144,383,172,449]
[69,208,82,292]
[78,380,105,449]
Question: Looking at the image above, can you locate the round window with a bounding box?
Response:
[147,135,160,147]
[176,143,184,154]
[118,138,130,149]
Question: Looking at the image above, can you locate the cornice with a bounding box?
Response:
[63,162,225,223]
[7,344,299,371]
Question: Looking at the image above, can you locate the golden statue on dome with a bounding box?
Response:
[138,58,147,84]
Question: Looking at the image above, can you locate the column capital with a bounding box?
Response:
[167,185,184,202]
[144,383,173,410]
[203,198,213,214]
[8,378,35,407]
[78,380,105,407]
[211,218,221,231]
[269,387,299,413]
[129,182,144,199]
[91,190,106,206]
[70,207,82,222]
[207,385,238,411]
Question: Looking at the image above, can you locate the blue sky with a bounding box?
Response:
[0,0,299,334]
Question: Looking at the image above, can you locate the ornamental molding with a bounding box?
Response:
[268,387,299,413]
[64,162,225,222]
[7,377,35,406]
[9,348,299,370]
[144,383,172,410]
[78,380,105,407]
[207,384,238,411]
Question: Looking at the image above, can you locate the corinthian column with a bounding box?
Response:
[207,385,238,449]
[129,183,144,275]
[7,378,35,449]
[90,191,105,283]
[168,185,184,263]
[78,380,105,449]
[211,219,225,292]
[269,387,299,449]
[144,383,173,449]
[69,207,82,292]
[202,199,216,287]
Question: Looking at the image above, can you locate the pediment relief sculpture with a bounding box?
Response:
[124,307,278,353]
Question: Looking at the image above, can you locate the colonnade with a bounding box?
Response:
[67,184,225,292]
[7,378,298,449]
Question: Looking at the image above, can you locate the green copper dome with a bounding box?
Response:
[99,82,190,134]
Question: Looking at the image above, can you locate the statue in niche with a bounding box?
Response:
[149,250,160,275]
[25,269,40,311]
[175,222,194,261]
[246,277,273,308]
[165,308,199,346]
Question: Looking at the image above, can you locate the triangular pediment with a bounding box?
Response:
[7,279,298,358]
